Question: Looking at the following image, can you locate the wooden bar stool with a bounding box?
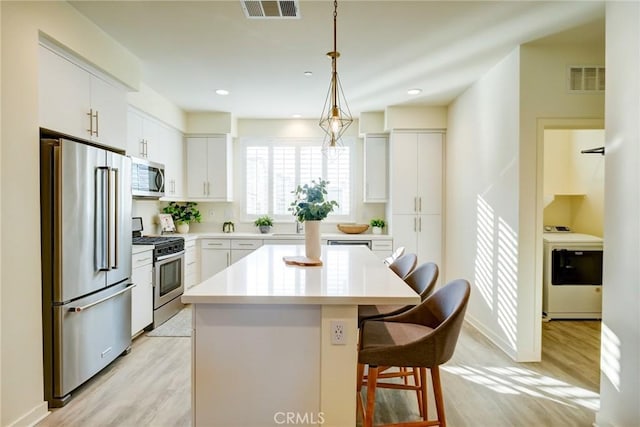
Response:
[357,279,471,427]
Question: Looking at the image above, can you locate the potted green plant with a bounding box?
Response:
[254,215,274,234]
[162,201,202,234]
[370,218,386,235]
[289,178,338,259]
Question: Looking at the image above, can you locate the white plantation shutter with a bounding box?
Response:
[242,138,353,219]
[246,146,269,215]
[273,147,296,215]
[299,146,323,185]
[326,147,350,216]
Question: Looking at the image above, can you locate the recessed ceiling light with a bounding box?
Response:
[292,114,302,118]
[303,71,313,77]
[215,89,229,96]
[407,88,422,95]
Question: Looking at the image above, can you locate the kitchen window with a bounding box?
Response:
[242,137,353,221]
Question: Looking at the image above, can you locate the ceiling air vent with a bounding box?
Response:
[568,66,605,92]
[241,1,300,19]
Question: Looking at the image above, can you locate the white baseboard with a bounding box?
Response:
[465,314,518,361]
[7,401,49,427]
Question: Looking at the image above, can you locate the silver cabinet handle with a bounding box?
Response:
[94,110,99,137]
[226,252,230,265]
[139,139,145,157]
[414,217,417,232]
[237,243,254,247]
[87,109,98,136]
[69,284,135,313]
[207,181,211,196]
[135,257,152,264]
[203,182,206,196]
[419,217,422,232]
[418,197,422,212]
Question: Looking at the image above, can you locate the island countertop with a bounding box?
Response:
[182,244,420,306]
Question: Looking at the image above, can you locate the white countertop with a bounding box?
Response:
[543,232,603,244]
[132,244,154,255]
[183,232,392,240]
[182,244,419,305]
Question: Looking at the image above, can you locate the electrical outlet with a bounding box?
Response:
[330,320,346,345]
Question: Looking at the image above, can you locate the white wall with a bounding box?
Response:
[596,2,640,425]
[543,129,605,237]
[447,39,605,362]
[1,3,140,425]
[127,83,186,132]
[446,49,522,359]
[520,41,604,361]
[186,118,386,234]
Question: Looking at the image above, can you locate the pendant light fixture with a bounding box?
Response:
[319,0,352,159]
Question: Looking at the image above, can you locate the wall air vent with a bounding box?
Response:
[241,1,300,19]
[568,66,605,92]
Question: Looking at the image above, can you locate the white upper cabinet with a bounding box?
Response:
[162,128,185,199]
[186,135,233,201]
[390,132,442,215]
[39,44,127,151]
[127,107,185,199]
[363,134,388,202]
[126,108,162,161]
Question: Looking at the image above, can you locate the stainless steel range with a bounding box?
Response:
[132,217,185,328]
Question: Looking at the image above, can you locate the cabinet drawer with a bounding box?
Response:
[132,251,153,268]
[372,240,393,251]
[231,239,263,250]
[201,239,230,250]
[185,239,197,249]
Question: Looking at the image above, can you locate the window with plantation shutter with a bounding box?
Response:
[241,138,353,221]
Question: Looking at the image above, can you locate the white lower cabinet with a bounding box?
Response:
[371,239,394,260]
[391,214,442,267]
[200,239,231,282]
[231,239,263,263]
[185,239,200,289]
[131,249,153,337]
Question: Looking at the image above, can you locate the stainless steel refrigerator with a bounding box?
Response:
[40,136,133,407]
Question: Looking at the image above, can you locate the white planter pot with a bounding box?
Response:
[177,223,190,234]
[305,220,321,260]
[372,226,382,235]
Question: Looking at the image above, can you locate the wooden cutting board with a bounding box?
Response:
[283,256,323,266]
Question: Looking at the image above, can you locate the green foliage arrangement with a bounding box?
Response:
[289,178,339,222]
[162,201,202,225]
[254,215,274,227]
[370,218,386,228]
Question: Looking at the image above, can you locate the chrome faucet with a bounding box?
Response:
[296,220,304,234]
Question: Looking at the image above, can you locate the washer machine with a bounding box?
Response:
[543,230,603,320]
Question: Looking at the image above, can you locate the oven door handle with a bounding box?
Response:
[156,250,185,262]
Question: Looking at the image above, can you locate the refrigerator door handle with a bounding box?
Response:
[96,166,110,271]
[68,284,135,313]
[109,167,119,269]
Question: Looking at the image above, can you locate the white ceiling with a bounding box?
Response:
[70,1,605,119]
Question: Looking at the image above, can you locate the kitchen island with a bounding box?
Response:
[182,244,420,427]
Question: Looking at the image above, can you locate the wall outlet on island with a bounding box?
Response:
[330,320,346,345]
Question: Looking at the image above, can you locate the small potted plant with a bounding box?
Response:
[370,218,386,235]
[162,201,202,234]
[254,215,274,234]
[289,178,339,259]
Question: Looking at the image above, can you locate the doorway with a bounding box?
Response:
[537,122,605,393]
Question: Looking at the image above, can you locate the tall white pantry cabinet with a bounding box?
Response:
[388,131,444,268]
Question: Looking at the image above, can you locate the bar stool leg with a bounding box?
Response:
[431,366,446,427]
[364,365,379,427]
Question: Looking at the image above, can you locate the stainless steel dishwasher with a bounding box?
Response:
[326,239,372,249]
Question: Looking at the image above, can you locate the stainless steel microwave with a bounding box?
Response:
[131,157,165,198]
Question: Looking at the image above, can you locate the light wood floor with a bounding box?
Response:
[37,321,600,427]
